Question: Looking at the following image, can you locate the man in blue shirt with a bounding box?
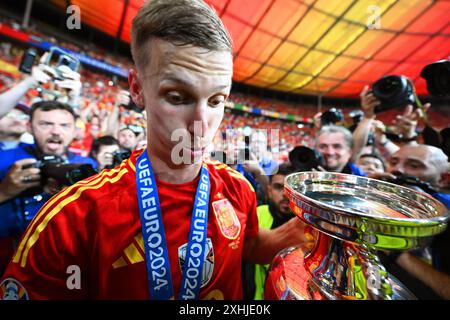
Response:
[0,103,32,151]
[0,101,96,271]
[315,125,366,176]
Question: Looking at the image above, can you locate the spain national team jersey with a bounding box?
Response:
[0,149,259,300]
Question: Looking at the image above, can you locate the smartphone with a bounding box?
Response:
[19,48,38,74]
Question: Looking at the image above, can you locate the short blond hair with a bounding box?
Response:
[131,0,232,69]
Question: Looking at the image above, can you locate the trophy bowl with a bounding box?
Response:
[265,172,449,300]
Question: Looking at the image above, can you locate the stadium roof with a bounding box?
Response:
[51,0,450,98]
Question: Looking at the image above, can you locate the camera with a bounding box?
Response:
[380,173,437,196]
[105,149,131,169]
[371,75,415,113]
[420,60,450,97]
[320,108,344,125]
[112,149,131,165]
[22,155,97,187]
[289,146,324,172]
[122,100,144,113]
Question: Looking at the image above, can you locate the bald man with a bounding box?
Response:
[380,144,450,299]
[388,144,448,190]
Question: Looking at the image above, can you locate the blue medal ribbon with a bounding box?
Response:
[136,150,210,300]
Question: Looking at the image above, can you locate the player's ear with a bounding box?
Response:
[128,69,145,108]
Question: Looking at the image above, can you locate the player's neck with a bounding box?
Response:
[146,148,202,184]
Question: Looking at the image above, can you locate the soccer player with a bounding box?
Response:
[0,0,309,300]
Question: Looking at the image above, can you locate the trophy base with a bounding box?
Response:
[264,246,416,300]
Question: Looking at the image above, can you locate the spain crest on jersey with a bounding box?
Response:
[0,278,29,300]
[212,199,241,240]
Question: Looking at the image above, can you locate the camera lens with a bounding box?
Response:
[320,108,343,125]
[376,77,402,97]
[372,75,415,113]
[289,146,322,171]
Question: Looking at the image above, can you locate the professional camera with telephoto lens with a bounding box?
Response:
[289,146,324,172]
[320,108,344,125]
[421,59,450,97]
[22,155,97,187]
[379,172,437,196]
[371,75,415,113]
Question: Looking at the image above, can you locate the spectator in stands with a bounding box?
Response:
[250,129,278,176]
[315,125,366,176]
[88,114,102,139]
[0,101,97,274]
[118,125,139,152]
[0,0,309,299]
[224,143,269,204]
[89,135,120,170]
[0,103,33,151]
[68,116,89,157]
[0,62,51,117]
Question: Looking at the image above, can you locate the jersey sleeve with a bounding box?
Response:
[243,183,259,242]
[0,189,90,300]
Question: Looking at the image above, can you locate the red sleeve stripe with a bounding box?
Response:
[13,164,127,267]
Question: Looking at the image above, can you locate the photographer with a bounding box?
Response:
[117,125,140,152]
[352,85,400,161]
[315,125,366,176]
[353,85,432,161]
[387,144,449,206]
[0,101,97,271]
[89,135,121,170]
[375,144,450,299]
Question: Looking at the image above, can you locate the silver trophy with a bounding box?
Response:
[265,172,449,300]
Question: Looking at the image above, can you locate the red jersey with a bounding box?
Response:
[0,149,259,300]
